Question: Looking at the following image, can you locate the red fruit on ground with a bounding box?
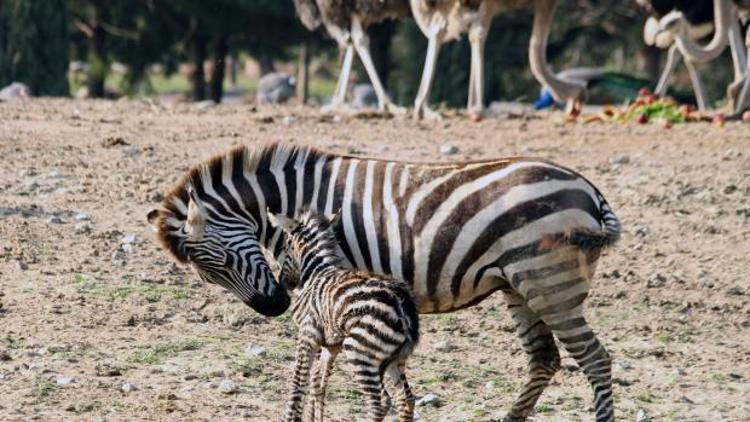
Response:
[638,87,651,97]
[636,113,649,124]
[742,110,750,122]
[713,113,726,127]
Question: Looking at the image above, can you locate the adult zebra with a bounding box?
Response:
[148,143,621,421]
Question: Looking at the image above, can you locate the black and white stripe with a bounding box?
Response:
[150,143,621,421]
[270,210,419,422]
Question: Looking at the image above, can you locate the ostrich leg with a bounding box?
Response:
[413,20,444,121]
[655,44,682,97]
[350,16,405,114]
[727,20,749,113]
[685,58,709,111]
[529,0,586,111]
[467,21,489,117]
[729,30,750,117]
[323,44,355,112]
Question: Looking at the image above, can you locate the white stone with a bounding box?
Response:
[636,408,650,422]
[121,234,137,244]
[439,143,459,156]
[56,375,74,386]
[244,344,267,358]
[121,381,137,393]
[75,213,90,222]
[416,393,439,407]
[217,379,238,394]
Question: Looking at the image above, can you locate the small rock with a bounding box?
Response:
[121,234,137,245]
[49,169,63,178]
[432,340,457,352]
[676,368,687,376]
[439,143,459,156]
[636,408,650,422]
[416,393,440,407]
[723,184,738,195]
[615,361,633,370]
[56,375,75,386]
[16,260,28,271]
[375,144,389,153]
[484,380,496,390]
[609,154,630,165]
[74,222,92,234]
[75,213,90,222]
[281,116,296,125]
[195,100,215,111]
[124,146,139,157]
[647,273,666,288]
[47,216,64,225]
[101,137,129,148]
[149,192,164,203]
[121,381,137,393]
[0,350,11,361]
[727,286,745,296]
[217,379,238,394]
[244,344,266,358]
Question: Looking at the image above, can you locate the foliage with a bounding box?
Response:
[0,0,69,95]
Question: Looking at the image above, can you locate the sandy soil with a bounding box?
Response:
[0,99,748,422]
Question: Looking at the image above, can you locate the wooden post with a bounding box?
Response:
[297,43,310,105]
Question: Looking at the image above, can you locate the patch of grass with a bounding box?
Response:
[339,388,365,409]
[636,392,656,403]
[128,339,204,365]
[534,403,553,414]
[35,377,56,399]
[73,275,192,302]
[654,333,672,344]
[232,358,264,377]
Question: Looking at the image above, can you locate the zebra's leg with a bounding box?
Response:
[509,250,614,422]
[385,359,415,422]
[343,338,387,421]
[501,290,560,422]
[310,346,339,422]
[284,321,321,422]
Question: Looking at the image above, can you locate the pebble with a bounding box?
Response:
[217,379,238,394]
[121,234,137,244]
[16,260,28,271]
[439,143,459,156]
[195,100,215,111]
[416,393,440,407]
[47,216,64,225]
[484,380,496,390]
[56,375,75,386]
[646,273,666,288]
[636,408,650,422]
[432,340,457,352]
[244,344,267,358]
[610,154,630,165]
[121,381,137,393]
[616,361,633,370]
[75,213,90,222]
[74,222,92,234]
[49,169,63,178]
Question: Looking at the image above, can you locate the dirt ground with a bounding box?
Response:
[0,99,748,422]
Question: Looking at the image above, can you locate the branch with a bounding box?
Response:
[72,18,94,38]
[100,22,140,40]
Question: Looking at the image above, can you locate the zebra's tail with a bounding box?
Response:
[567,192,621,250]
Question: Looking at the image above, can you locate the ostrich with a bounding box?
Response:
[293,0,410,113]
[639,0,716,111]
[411,0,586,120]
[652,0,750,115]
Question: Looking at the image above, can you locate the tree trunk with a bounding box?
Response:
[191,31,207,101]
[86,1,107,98]
[257,55,275,76]
[296,43,309,105]
[209,34,228,103]
[639,45,661,84]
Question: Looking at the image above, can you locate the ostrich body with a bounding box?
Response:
[411,0,586,120]
[647,0,750,115]
[294,0,410,112]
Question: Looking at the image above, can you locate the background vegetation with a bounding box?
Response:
[0,0,738,106]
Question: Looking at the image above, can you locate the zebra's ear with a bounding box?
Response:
[185,185,206,239]
[267,211,297,233]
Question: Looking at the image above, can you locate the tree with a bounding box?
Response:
[0,0,69,96]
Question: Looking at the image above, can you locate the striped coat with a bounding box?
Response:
[149,143,620,421]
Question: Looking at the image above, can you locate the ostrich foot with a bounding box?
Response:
[727,78,746,110]
[565,98,583,118]
[413,105,442,121]
[321,102,356,114]
[382,101,407,115]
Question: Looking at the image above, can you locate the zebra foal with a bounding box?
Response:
[269,210,420,422]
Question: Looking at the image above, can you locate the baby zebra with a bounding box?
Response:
[268,210,420,422]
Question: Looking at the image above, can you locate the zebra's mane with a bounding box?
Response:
[154,142,331,261]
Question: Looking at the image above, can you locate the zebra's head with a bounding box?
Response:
[148,184,290,317]
[268,209,342,291]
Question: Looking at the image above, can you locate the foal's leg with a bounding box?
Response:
[283,320,321,422]
[310,346,339,422]
[385,359,415,422]
[343,336,387,421]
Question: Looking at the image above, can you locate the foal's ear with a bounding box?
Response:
[267,209,298,233]
[147,209,160,227]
